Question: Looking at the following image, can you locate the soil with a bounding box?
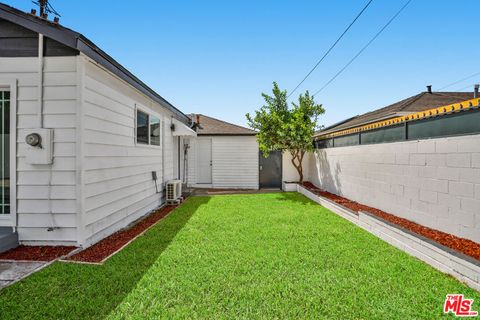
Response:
[67,204,178,263]
[301,182,480,261]
[0,246,76,262]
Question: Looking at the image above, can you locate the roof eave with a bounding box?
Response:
[77,38,189,123]
[197,133,257,136]
[0,3,190,124]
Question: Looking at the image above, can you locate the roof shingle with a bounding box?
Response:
[194,114,256,136]
[317,91,476,136]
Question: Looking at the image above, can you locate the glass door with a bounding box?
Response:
[0,91,10,215]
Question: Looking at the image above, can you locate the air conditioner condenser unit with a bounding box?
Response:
[166,180,183,204]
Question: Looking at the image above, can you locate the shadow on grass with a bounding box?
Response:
[276,191,315,205]
[0,196,211,320]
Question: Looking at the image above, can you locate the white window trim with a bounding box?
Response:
[0,78,17,228]
[134,104,163,149]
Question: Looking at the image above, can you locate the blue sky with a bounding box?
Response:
[7,0,479,127]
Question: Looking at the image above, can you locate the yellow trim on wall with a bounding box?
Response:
[316,98,480,140]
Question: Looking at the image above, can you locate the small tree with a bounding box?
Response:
[246,82,325,182]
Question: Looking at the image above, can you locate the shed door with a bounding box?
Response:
[259,150,282,189]
[196,138,212,184]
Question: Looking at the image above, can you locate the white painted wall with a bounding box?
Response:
[307,134,480,242]
[80,56,178,246]
[188,136,259,189]
[0,53,187,247]
[0,56,78,245]
[282,152,311,183]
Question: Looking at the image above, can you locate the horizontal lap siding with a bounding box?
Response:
[82,60,174,246]
[212,136,259,189]
[187,138,196,185]
[0,56,78,244]
[163,124,175,182]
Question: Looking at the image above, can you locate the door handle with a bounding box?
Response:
[260,165,263,171]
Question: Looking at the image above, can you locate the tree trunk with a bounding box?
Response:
[290,150,304,183]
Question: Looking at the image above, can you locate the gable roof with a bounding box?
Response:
[0,2,189,123]
[194,114,257,136]
[317,91,476,136]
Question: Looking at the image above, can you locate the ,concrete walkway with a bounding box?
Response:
[0,261,46,290]
[191,188,281,196]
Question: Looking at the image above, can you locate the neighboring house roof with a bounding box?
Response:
[316,91,476,136]
[0,2,189,123]
[194,114,257,136]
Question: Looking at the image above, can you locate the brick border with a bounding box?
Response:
[297,184,480,291]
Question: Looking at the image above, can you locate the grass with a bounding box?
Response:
[0,193,478,319]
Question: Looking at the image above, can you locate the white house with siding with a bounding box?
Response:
[0,3,196,249]
[187,114,260,189]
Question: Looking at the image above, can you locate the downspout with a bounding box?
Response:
[38,34,57,231]
[38,34,44,128]
[177,137,181,179]
[161,117,165,193]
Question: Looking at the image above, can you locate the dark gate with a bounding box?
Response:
[259,150,282,189]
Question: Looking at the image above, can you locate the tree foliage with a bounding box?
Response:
[246,82,325,182]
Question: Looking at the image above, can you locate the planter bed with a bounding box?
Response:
[282,181,298,192]
[0,246,76,262]
[301,182,480,262]
[65,203,179,264]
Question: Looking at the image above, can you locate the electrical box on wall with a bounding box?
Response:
[23,128,54,165]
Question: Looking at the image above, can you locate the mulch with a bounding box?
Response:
[0,246,76,262]
[301,182,480,261]
[66,204,178,263]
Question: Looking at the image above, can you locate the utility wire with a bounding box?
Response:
[454,82,479,92]
[32,0,61,17]
[438,71,480,91]
[287,0,374,98]
[312,0,413,97]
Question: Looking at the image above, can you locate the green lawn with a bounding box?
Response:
[0,193,478,319]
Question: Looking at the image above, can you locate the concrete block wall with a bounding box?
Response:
[307,134,480,243]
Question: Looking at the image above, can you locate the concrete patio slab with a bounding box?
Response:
[0,280,12,289]
[0,261,46,290]
[192,188,281,196]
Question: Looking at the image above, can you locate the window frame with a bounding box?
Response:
[0,79,17,227]
[135,104,163,148]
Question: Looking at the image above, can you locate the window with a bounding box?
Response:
[136,110,149,144]
[150,116,160,146]
[136,108,161,146]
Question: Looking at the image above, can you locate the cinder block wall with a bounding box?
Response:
[307,134,480,243]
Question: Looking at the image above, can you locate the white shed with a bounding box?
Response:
[187,114,260,190]
[0,4,195,248]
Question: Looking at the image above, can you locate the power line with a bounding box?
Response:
[32,0,61,18]
[312,0,413,97]
[438,71,480,91]
[287,0,374,98]
[454,82,479,92]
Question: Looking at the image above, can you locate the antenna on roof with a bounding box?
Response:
[32,0,61,22]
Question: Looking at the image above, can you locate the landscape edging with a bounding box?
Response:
[296,184,480,291]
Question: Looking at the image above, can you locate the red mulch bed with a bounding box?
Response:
[0,246,76,262]
[67,204,178,263]
[301,182,480,261]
